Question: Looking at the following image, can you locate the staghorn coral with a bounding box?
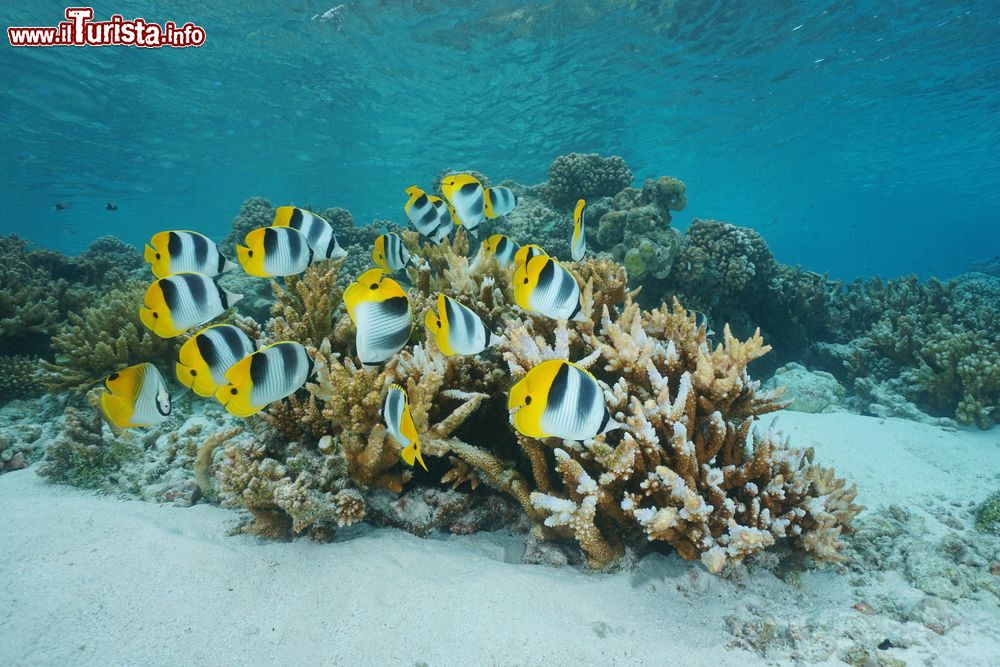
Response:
[543,153,633,209]
[509,298,860,570]
[267,259,345,346]
[41,281,177,390]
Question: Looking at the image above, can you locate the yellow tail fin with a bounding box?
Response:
[401,442,428,471]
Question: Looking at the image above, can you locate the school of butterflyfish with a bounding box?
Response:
[95,172,620,468]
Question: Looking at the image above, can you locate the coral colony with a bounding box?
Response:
[1,153,997,571]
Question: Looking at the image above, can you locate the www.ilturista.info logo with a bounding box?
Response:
[7,7,205,48]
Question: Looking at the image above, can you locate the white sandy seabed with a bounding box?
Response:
[1,411,999,667]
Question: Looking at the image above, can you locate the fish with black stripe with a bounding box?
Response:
[236,226,313,277]
[404,186,453,245]
[571,199,587,261]
[440,173,485,239]
[513,254,585,321]
[214,341,314,417]
[479,234,521,269]
[507,359,620,441]
[175,324,257,397]
[372,232,413,274]
[424,293,499,357]
[381,384,427,471]
[271,206,348,261]
[98,362,172,428]
[344,268,412,368]
[483,186,517,218]
[144,230,235,278]
[140,272,243,338]
[513,243,547,270]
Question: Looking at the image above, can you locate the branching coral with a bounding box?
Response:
[510,298,859,571]
[41,281,177,390]
[267,259,345,346]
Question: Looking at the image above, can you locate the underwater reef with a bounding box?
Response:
[2,151,996,576]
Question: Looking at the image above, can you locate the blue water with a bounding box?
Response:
[2,1,998,279]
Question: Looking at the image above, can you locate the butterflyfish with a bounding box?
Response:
[140,272,243,338]
[424,293,498,357]
[344,268,412,368]
[507,359,620,441]
[214,341,314,418]
[513,243,547,270]
[440,173,485,238]
[236,226,313,278]
[480,234,521,268]
[513,255,584,321]
[98,362,171,428]
[483,186,517,219]
[372,232,413,274]
[175,324,257,397]
[381,384,427,471]
[571,199,587,262]
[144,230,235,279]
[404,186,453,245]
[271,206,348,261]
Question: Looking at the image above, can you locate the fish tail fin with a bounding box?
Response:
[329,240,348,259]
[225,289,244,307]
[401,442,428,471]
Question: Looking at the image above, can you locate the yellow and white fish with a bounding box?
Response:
[144,230,235,279]
[140,273,243,338]
[513,255,584,321]
[236,226,313,278]
[483,186,517,219]
[480,234,521,268]
[381,384,427,471]
[271,206,348,261]
[344,268,412,368]
[424,294,498,356]
[214,341,314,418]
[98,362,171,428]
[508,359,620,441]
[440,173,485,238]
[372,232,413,273]
[571,199,587,262]
[175,324,257,397]
[404,186,453,245]
[513,243,547,270]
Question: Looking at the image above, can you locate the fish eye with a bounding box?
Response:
[109,373,119,380]
[524,395,532,405]
[436,320,441,328]
[523,277,529,284]
[230,388,238,395]
[190,369,197,376]
[155,253,161,260]
[248,250,254,257]
[369,283,379,290]
[152,312,159,319]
